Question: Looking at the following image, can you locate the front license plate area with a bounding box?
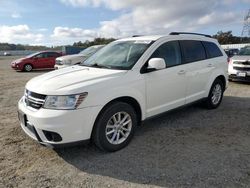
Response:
[237,72,246,77]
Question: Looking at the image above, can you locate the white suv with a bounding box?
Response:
[18,32,228,151]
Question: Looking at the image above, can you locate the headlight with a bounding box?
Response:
[64,60,72,65]
[43,92,88,110]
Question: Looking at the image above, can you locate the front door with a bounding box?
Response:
[33,52,51,69]
[144,41,187,117]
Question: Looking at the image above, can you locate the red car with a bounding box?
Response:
[11,51,62,72]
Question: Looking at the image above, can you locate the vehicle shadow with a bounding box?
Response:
[55,96,250,187]
[230,81,250,85]
[17,69,54,73]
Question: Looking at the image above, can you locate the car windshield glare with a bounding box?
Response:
[79,46,101,56]
[238,47,250,56]
[81,40,152,70]
[26,52,40,58]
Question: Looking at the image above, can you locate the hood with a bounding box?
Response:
[231,55,250,61]
[57,54,86,61]
[13,57,26,63]
[26,65,127,95]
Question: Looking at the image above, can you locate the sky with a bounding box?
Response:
[0,0,249,46]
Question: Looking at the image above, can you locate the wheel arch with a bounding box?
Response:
[96,96,142,124]
[216,75,226,91]
[205,70,227,97]
[90,96,143,141]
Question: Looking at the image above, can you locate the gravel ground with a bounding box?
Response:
[0,56,250,188]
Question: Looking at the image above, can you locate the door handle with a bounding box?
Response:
[178,70,186,75]
[207,63,213,67]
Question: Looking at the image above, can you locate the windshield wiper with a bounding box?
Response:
[86,63,112,69]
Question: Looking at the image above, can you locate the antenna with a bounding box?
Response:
[241,9,250,37]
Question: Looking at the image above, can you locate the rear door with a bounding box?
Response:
[179,40,211,103]
[47,52,59,68]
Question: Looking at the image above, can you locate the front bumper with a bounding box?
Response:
[11,63,21,70]
[18,97,102,147]
[228,65,250,82]
[229,74,250,82]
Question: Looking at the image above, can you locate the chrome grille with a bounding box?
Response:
[233,61,250,65]
[25,90,46,109]
[233,66,250,71]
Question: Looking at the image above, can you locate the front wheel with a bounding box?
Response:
[23,64,33,72]
[92,102,137,152]
[205,79,224,109]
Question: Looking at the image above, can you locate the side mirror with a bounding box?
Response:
[147,58,166,71]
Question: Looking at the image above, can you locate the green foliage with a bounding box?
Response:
[0,38,116,51]
[73,38,116,48]
[0,43,50,51]
[213,31,250,44]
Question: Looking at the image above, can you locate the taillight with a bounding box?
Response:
[227,58,231,64]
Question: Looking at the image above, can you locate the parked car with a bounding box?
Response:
[18,32,228,152]
[224,48,239,58]
[228,46,250,82]
[55,45,104,69]
[4,52,11,56]
[11,51,61,72]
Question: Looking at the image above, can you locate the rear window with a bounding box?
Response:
[203,41,223,58]
[180,40,206,63]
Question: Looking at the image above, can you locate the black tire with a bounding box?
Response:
[92,102,137,152]
[205,79,224,109]
[23,64,33,72]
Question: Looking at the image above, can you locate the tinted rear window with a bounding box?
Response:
[180,40,206,63]
[47,52,59,57]
[203,41,223,58]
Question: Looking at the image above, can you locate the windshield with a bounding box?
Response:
[26,52,40,58]
[79,46,103,56]
[238,47,250,56]
[81,40,152,70]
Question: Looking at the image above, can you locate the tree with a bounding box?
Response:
[213,31,250,44]
[73,38,116,48]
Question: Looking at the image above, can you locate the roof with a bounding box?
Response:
[118,33,217,42]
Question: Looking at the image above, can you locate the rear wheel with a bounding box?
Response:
[205,79,224,109]
[23,64,33,72]
[92,102,137,152]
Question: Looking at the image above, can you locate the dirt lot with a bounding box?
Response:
[0,56,250,188]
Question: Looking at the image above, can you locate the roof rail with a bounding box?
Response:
[169,32,212,38]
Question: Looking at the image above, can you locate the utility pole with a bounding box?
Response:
[241,9,250,38]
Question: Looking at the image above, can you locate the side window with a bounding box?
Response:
[180,40,206,63]
[42,53,48,58]
[47,52,59,57]
[36,53,49,58]
[35,53,43,58]
[150,41,181,67]
[202,41,223,58]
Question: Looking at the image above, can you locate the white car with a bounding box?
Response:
[4,52,11,56]
[18,32,228,152]
[54,45,104,69]
[228,46,250,82]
